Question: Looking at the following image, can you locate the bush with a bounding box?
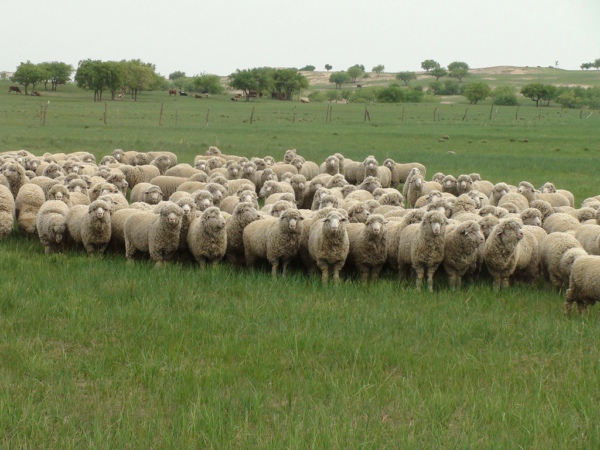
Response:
[300,65,316,72]
[377,85,424,103]
[350,87,380,103]
[428,80,461,95]
[325,90,342,102]
[492,85,519,106]
[308,91,326,102]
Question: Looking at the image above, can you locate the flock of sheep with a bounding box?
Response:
[1,146,599,315]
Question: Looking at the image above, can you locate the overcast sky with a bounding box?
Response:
[3,0,599,77]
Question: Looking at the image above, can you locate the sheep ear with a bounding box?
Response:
[496,228,503,235]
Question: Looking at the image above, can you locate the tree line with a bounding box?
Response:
[10,61,73,94]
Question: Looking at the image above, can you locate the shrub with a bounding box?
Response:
[308,91,326,102]
[492,85,519,106]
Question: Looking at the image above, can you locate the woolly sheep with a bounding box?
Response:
[46,184,72,207]
[269,163,298,179]
[320,155,341,176]
[573,225,600,255]
[3,162,28,198]
[540,182,575,207]
[483,218,541,290]
[382,159,426,187]
[124,201,184,267]
[221,189,258,214]
[225,202,263,266]
[490,182,511,206]
[66,199,112,254]
[518,181,570,207]
[442,220,485,289]
[540,232,587,290]
[406,173,442,208]
[106,172,129,196]
[193,190,214,212]
[243,209,304,277]
[15,183,44,235]
[529,200,555,222]
[108,208,147,252]
[42,162,64,179]
[564,255,600,314]
[36,200,70,254]
[441,175,459,196]
[187,206,227,267]
[164,163,200,178]
[542,212,581,234]
[344,214,388,281]
[385,209,426,271]
[151,155,173,175]
[174,197,197,253]
[119,164,160,189]
[347,202,371,223]
[259,180,294,199]
[357,176,382,194]
[130,183,164,205]
[308,210,350,283]
[149,176,189,199]
[0,185,15,239]
[291,157,319,180]
[112,149,138,165]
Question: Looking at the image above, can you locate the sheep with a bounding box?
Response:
[290,174,307,206]
[269,163,298,180]
[106,172,129,196]
[520,208,543,227]
[540,182,575,207]
[291,157,319,180]
[483,218,541,290]
[382,160,427,187]
[357,176,382,194]
[431,172,445,184]
[204,182,227,207]
[573,225,600,255]
[442,220,485,290]
[263,199,296,218]
[164,163,200,178]
[308,210,350,283]
[540,232,587,290]
[406,173,442,208]
[283,148,297,164]
[467,190,490,208]
[518,181,570,207]
[0,185,15,239]
[150,155,173,175]
[542,212,581,234]
[112,149,138,165]
[498,191,529,212]
[97,193,128,212]
[451,194,478,219]
[441,175,459,196]
[124,201,184,267]
[221,189,258,215]
[347,202,371,223]
[187,206,227,267]
[397,210,447,291]
[490,182,512,206]
[119,164,160,189]
[385,209,426,271]
[225,202,263,266]
[564,255,600,314]
[2,162,28,198]
[378,192,403,207]
[455,175,494,198]
[130,183,164,205]
[15,183,45,235]
[344,214,388,281]
[46,184,72,207]
[36,200,70,254]
[42,162,64,179]
[149,176,189,199]
[108,208,147,252]
[193,190,214,213]
[66,199,112,255]
[175,197,197,253]
[320,155,341,176]
[243,209,304,277]
[259,180,294,199]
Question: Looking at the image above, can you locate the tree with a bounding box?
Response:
[421,60,438,72]
[594,58,600,70]
[121,60,160,101]
[555,90,584,109]
[463,82,491,104]
[581,62,593,70]
[492,85,518,106]
[329,71,350,89]
[396,71,416,86]
[169,71,186,80]
[448,61,469,83]
[325,64,332,71]
[347,65,364,82]
[372,64,385,76]
[193,74,224,94]
[228,67,274,100]
[12,61,44,94]
[272,68,309,100]
[521,83,556,107]
[45,61,73,91]
[429,66,448,81]
[299,65,315,71]
[75,59,123,101]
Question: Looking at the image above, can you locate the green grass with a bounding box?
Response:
[1,74,599,447]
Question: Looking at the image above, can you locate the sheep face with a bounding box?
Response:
[90,200,110,220]
[495,219,523,244]
[320,195,339,210]
[206,146,221,156]
[324,212,348,235]
[158,204,183,225]
[457,175,472,192]
[383,158,395,170]
[202,207,226,230]
[461,221,485,245]
[290,158,304,171]
[442,175,456,190]
[145,187,164,205]
[195,161,207,172]
[521,209,542,227]
[366,215,387,236]
[349,204,370,223]
[541,182,556,193]
[423,211,447,236]
[412,175,423,189]
[360,177,381,193]
[479,216,499,239]
[281,210,303,233]
[228,164,241,178]
[432,172,445,183]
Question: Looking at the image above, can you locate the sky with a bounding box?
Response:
[3,0,599,78]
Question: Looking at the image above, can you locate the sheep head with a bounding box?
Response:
[89,200,111,220]
[323,211,348,235]
[365,214,387,237]
[281,209,304,233]
[422,210,447,237]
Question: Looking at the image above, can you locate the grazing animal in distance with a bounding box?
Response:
[168,89,177,96]
[9,86,22,94]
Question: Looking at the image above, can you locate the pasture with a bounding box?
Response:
[1,73,600,448]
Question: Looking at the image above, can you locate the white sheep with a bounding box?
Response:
[540,232,587,290]
[345,214,388,281]
[483,218,541,290]
[308,210,350,283]
[66,199,112,255]
[187,206,227,267]
[130,182,164,205]
[124,202,183,267]
[0,184,15,239]
[573,225,600,255]
[398,210,448,291]
[243,209,304,277]
[442,220,485,290]
[15,183,44,235]
[564,255,600,314]
[225,202,263,266]
[36,200,70,254]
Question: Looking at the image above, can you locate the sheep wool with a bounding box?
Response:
[565,255,600,314]
[187,207,227,267]
[442,220,485,290]
[308,210,350,284]
[0,184,15,239]
[36,200,70,254]
[345,214,388,281]
[67,199,112,254]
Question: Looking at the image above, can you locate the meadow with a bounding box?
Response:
[1,70,599,448]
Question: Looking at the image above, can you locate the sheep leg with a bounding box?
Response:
[316,260,329,283]
[415,266,425,290]
[281,260,290,277]
[271,261,280,278]
[426,265,437,292]
[331,261,344,284]
[357,264,369,282]
[501,276,510,290]
[370,266,383,282]
[197,256,207,269]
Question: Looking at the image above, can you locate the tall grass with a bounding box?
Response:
[0,75,599,447]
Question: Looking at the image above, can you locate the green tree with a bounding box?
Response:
[372,64,385,76]
[45,61,73,91]
[448,61,469,83]
[228,67,274,100]
[540,84,557,106]
[396,71,416,86]
[272,68,309,100]
[580,62,593,70]
[521,83,556,106]
[193,74,224,94]
[169,71,186,80]
[421,59,438,72]
[463,82,491,104]
[329,71,350,89]
[594,58,600,70]
[347,65,364,82]
[555,90,584,109]
[299,65,315,71]
[325,64,332,71]
[12,61,44,94]
[430,66,448,81]
[121,60,159,101]
[75,59,123,101]
[492,85,518,106]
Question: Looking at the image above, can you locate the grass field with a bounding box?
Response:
[1,70,599,448]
